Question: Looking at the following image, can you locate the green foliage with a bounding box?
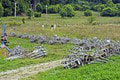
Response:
[0,0,120,16]
[17,1,29,14]
[113,0,120,3]
[26,8,33,19]
[84,10,92,16]
[117,11,120,16]
[34,12,41,17]
[80,5,90,11]
[86,0,109,4]
[92,4,105,12]
[106,0,115,7]
[88,16,96,24]
[36,3,43,12]
[0,0,29,16]
[0,3,3,17]
[101,7,117,17]
[60,8,67,18]
[4,8,13,17]
[1,0,13,16]
[65,5,75,17]
[22,18,25,24]
[60,5,75,18]
[48,5,60,13]
[72,4,81,11]
[8,21,22,27]
[116,3,120,10]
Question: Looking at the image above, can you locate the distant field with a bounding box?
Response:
[0,11,120,40]
[22,56,120,80]
[0,11,120,72]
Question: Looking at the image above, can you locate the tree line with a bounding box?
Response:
[0,0,120,18]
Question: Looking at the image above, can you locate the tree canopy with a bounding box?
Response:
[0,0,120,17]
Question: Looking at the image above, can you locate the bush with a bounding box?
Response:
[60,5,75,18]
[60,8,67,18]
[0,3,4,17]
[84,10,92,16]
[26,8,33,19]
[100,7,117,17]
[72,4,81,11]
[17,2,29,14]
[65,5,75,17]
[116,3,120,10]
[34,12,41,17]
[36,3,43,12]
[4,8,13,17]
[48,5,60,13]
[117,10,120,16]
[88,16,96,24]
[80,5,90,11]
[92,4,105,12]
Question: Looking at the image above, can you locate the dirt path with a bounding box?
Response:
[0,60,64,80]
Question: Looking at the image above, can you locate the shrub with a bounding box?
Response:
[88,16,96,24]
[117,11,120,16]
[26,8,33,19]
[65,4,75,17]
[0,3,4,17]
[42,5,46,13]
[60,5,75,18]
[36,3,43,12]
[60,8,67,18]
[100,7,117,17]
[22,18,25,24]
[92,4,105,12]
[56,4,61,12]
[72,4,81,11]
[48,5,60,13]
[17,2,28,14]
[4,8,13,17]
[84,10,92,16]
[34,12,41,17]
[80,5,90,11]
[116,3,120,10]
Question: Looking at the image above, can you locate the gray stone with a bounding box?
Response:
[37,35,46,43]
[29,35,38,43]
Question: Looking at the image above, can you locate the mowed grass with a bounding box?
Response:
[22,56,120,80]
[0,11,120,72]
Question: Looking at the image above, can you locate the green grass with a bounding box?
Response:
[22,56,120,80]
[0,37,74,72]
[0,11,119,40]
[0,11,120,72]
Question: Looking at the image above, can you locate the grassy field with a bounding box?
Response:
[0,11,119,39]
[0,11,120,73]
[22,56,120,80]
[0,37,74,72]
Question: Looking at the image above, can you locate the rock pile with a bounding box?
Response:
[10,33,70,45]
[48,35,70,45]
